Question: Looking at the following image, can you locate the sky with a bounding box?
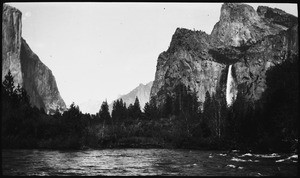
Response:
[7,2,298,113]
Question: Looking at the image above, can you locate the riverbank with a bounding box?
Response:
[2,134,298,156]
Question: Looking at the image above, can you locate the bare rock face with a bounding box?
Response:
[257,5,298,29]
[233,24,298,101]
[210,3,285,47]
[151,28,227,107]
[20,38,66,113]
[2,4,23,85]
[2,4,66,114]
[150,3,298,107]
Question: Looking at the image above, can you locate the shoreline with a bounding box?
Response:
[2,146,298,155]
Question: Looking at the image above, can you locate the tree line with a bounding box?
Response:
[1,54,298,152]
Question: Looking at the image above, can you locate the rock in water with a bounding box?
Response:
[150,3,298,107]
[2,4,66,114]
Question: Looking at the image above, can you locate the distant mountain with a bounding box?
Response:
[109,81,153,113]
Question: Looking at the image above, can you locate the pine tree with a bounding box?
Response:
[53,107,62,119]
[149,96,159,119]
[112,99,127,123]
[2,71,29,109]
[203,91,211,119]
[2,70,15,97]
[162,94,173,118]
[143,102,151,119]
[127,103,134,118]
[133,97,142,119]
[99,100,111,124]
[17,85,30,105]
[143,96,159,120]
[127,97,142,120]
[201,91,212,138]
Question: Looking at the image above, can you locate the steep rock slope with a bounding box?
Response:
[2,4,66,114]
[20,38,66,113]
[2,4,22,85]
[150,3,298,107]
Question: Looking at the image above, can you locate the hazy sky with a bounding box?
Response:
[7,2,298,113]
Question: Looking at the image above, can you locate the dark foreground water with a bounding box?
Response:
[2,149,298,176]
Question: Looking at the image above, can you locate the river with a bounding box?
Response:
[2,149,298,176]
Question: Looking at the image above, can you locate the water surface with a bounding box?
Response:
[2,149,298,176]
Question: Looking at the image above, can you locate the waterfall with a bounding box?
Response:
[226,65,235,106]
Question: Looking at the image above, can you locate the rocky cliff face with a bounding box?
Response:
[150,3,298,108]
[2,4,23,85]
[210,3,286,47]
[109,81,153,112]
[20,38,66,113]
[2,4,66,114]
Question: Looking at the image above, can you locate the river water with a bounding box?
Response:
[2,149,298,176]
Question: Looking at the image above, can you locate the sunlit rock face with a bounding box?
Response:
[150,28,226,107]
[20,38,66,114]
[2,4,23,85]
[2,4,66,114]
[210,3,286,47]
[151,3,298,107]
[257,5,298,29]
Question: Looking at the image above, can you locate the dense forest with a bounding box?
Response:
[1,55,298,153]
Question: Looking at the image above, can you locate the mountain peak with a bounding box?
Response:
[211,3,285,47]
[109,81,153,113]
[220,3,259,23]
[3,3,22,15]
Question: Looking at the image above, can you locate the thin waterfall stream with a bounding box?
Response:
[226,65,235,106]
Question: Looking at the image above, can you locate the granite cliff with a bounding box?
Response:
[2,4,22,85]
[2,4,66,114]
[150,3,298,108]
